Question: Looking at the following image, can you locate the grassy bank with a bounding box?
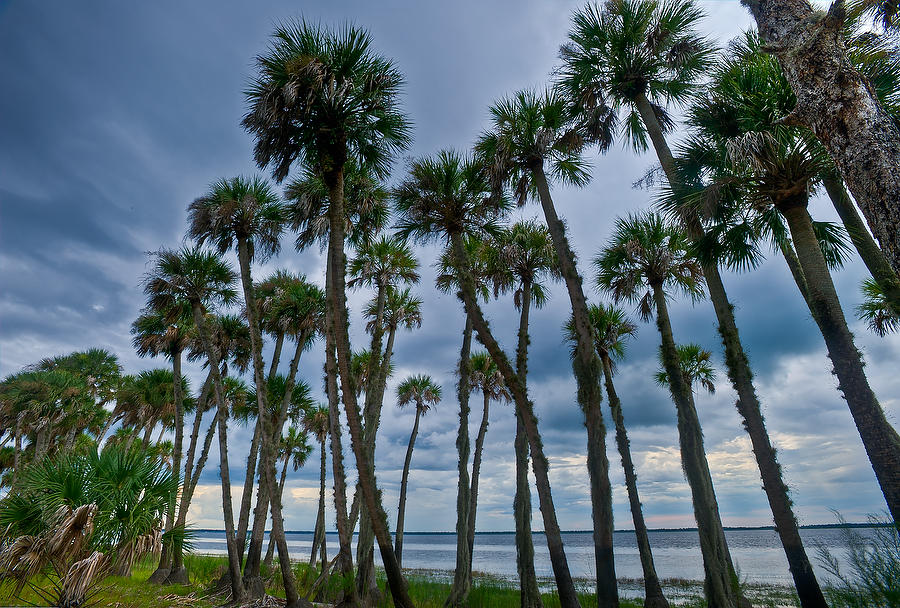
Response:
[0,553,799,607]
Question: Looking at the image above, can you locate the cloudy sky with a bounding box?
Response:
[2,0,898,534]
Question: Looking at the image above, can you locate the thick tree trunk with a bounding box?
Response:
[191,302,245,604]
[445,314,474,608]
[823,176,900,317]
[743,0,900,275]
[779,202,900,528]
[513,281,544,608]
[324,250,358,607]
[650,286,740,608]
[449,233,582,608]
[600,357,669,608]
[530,164,617,608]
[637,90,821,606]
[236,238,300,607]
[467,392,491,565]
[395,406,421,568]
[324,163,414,608]
[237,421,262,562]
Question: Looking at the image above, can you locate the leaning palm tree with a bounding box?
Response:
[187,175,297,597]
[395,149,581,608]
[483,220,558,608]
[143,245,245,603]
[568,303,669,608]
[466,352,509,564]
[302,404,330,570]
[476,89,617,608]
[243,20,412,607]
[394,375,441,567]
[348,236,420,595]
[131,307,193,584]
[595,213,743,608]
[559,7,828,606]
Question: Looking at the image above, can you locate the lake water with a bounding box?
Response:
[192,527,881,587]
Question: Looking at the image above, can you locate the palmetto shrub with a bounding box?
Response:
[0,443,175,606]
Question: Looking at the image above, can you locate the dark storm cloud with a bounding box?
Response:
[2,0,897,530]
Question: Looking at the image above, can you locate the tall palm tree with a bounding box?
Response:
[187,175,298,597]
[348,236,420,595]
[568,303,669,608]
[476,89,617,608]
[686,38,900,531]
[131,308,193,584]
[395,149,581,608]
[143,245,245,603]
[394,375,441,567]
[595,213,744,608]
[264,425,312,567]
[559,7,829,606]
[244,20,412,607]
[655,343,717,394]
[483,220,559,608]
[465,352,509,564]
[302,404,330,570]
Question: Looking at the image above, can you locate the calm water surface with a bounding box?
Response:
[193,527,880,586]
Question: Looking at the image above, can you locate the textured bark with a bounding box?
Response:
[779,201,900,528]
[513,280,544,608]
[530,164,617,608]
[192,302,245,604]
[445,315,474,608]
[651,286,740,608]
[236,238,300,607]
[324,163,414,608]
[264,455,291,568]
[637,90,822,606]
[823,177,900,317]
[236,422,262,561]
[395,405,422,567]
[600,357,668,608]
[743,0,900,276]
[467,392,491,563]
[310,440,327,569]
[449,234,581,608]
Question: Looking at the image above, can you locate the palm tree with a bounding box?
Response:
[348,236,420,595]
[465,352,509,564]
[687,39,900,531]
[395,149,581,608]
[476,88,617,608]
[595,213,743,608]
[394,375,441,567]
[302,404,330,570]
[244,20,412,606]
[187,175,299,597]
[143,245,245,603]
[130,308,193,584]
[559,8,830,605]
[857,278,899,337]
[264,425,312,567]
[568,303,669,608]
[655,343,717,395]
[483,220,558,608]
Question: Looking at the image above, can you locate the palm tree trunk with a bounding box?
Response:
[744,0,900,275]
[530,163,617,608]
[600,356,668,608]
[270,332,285,380]
[635,91,821,607]
[236,238,300,607]
[395,406,421,568]
[513,280,544,608]
[445,313,474,608]
[823,176,900,317]
[781,240,812,305]
[151,348,185,583]
[265,456,291,568]
[324,164,413,608]
[324,252,358,607]
[12,421,22,484]
[237,422,262,562]
[779,202,900,528]
[466,392,491,565]
[191,301,245,604]
[449,233,582,608]
[96,410,120,446]
[650,284,739,608]
[310,441,327,568]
